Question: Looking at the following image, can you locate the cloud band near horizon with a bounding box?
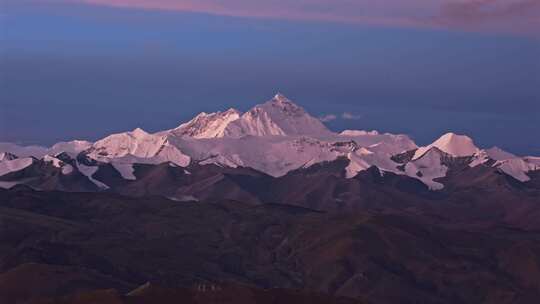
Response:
[56,0,540,35]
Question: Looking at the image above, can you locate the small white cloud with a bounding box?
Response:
[342,112,362,120]
[319,114,337,122]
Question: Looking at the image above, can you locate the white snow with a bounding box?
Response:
[0,158,34,177]
[168,195,199,202]
[222,94,333,138]
[171,109,241,138]
[0,143,48,158]
[89,128,165,159]
[467,148,540,182]
[335,132,416,155]
[4,94,538,190]
[405,148,447,190]
[152,143,191,167]
[43,155,63,168]
[414,133,479,160]
[0,140,91,159]
[496,159,533,182]
[87,128,190,169]
[43,155,74,175]
[340,130,379,136]
[62,165,74,175]
[49,140,92,157]
[174,136,348,177]
[169,93,331,139]
[493,157,540,182]
[0,152,17,162]
[346,147,401,178]
[469,147,517,167]
[524,156,540,166]
[0,181,24,189]
[76,163,109,189]
[485,147,517,161]
[112,163,136,180]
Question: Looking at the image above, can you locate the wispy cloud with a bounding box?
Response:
[57,0,540,35]
[320,112,363,122]
[433,0,540,34]
[342,112,362,120]
[319,114,337,122]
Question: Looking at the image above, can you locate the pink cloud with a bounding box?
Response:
[61,0,540,35]
[433,0,540,34]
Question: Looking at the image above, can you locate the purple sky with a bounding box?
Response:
[1,0,539,154]
[77,0,540,35]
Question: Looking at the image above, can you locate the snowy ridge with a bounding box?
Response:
[0,141,91,159]
[0,158,34,177]
[469,147,517,167]
[171,109,241,138]
[87,128,190,168]
[222,94,333,138]
[346,147,398,178]
[0,93,538,189]
[49,140,92,157]
[494,157,540,182]
[468,147,539,182]
[0,143,48,158]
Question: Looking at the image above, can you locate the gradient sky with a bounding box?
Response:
[1,0,539,155]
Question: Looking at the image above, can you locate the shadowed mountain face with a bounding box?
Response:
[2,187,540,304]
[3,156,540,229]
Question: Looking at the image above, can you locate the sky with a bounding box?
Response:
[1,0,539,155]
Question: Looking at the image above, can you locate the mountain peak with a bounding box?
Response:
[414,132,479,159]
[222,94,332,137]
[434,133,477,152]
[266,93,302,110]
[273,92,288,101]
[132,128,148,136]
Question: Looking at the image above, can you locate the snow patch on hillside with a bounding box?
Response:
[77,163,109,189]
[43,155,73,175]
[406,149,447,190]
[0,158,34,177]
[112,163,136,180]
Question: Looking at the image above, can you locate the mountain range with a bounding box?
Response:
[1,93,539,195]
[3,94,540,304]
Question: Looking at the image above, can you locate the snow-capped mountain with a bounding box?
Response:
[49,140,92,157]
[170,109,242,139]
[84,127,190,181]
[0,143,48,158]
[413,133,479,160]
[0,141,91,159]
[223,93,333,137]
[0,157,34,177]
[0,93,538,191]
[169,93,332,139]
